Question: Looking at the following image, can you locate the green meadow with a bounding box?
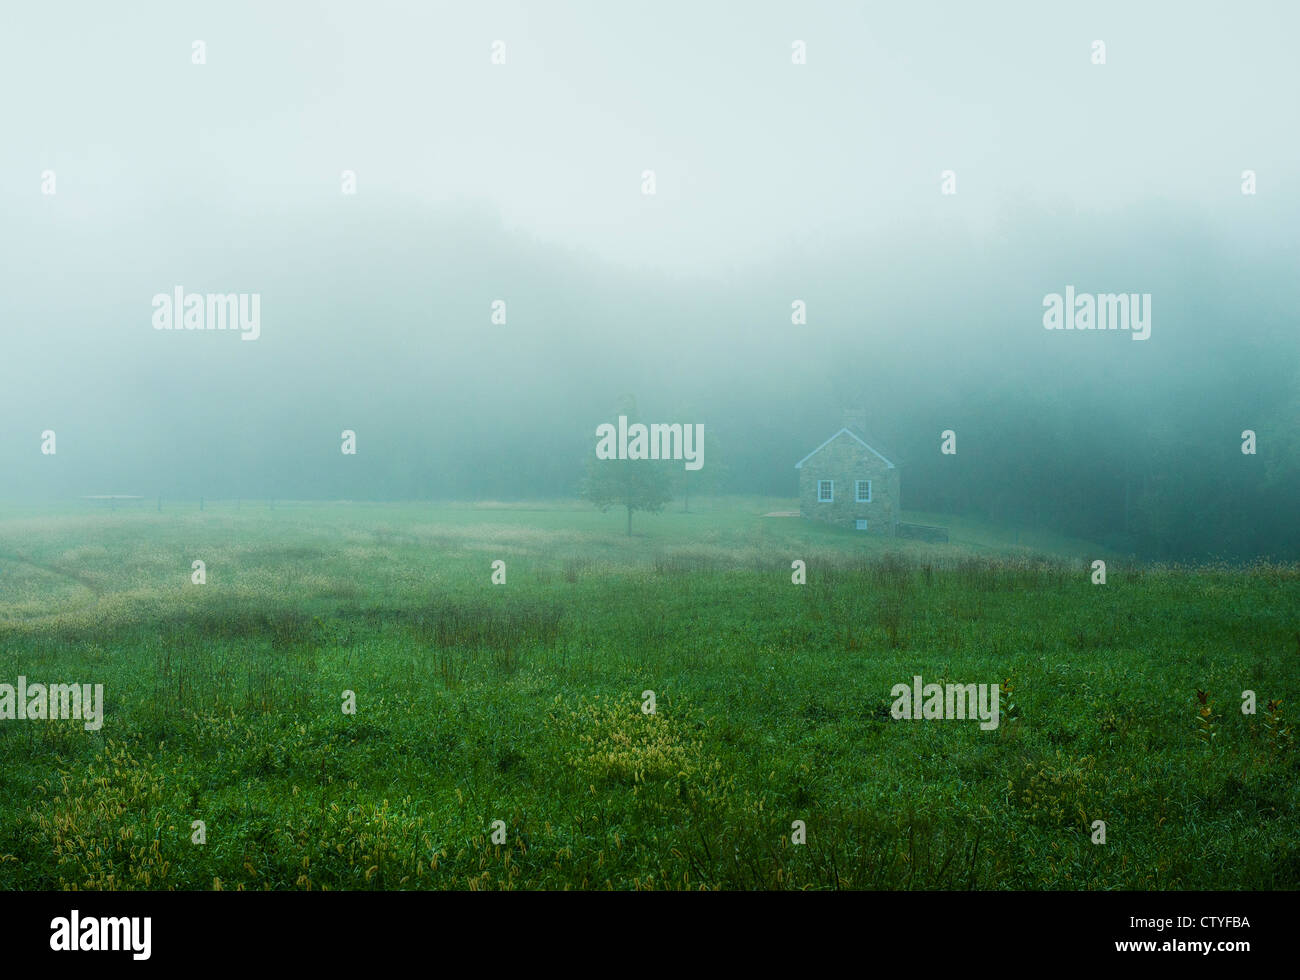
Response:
[0,499,1296,890]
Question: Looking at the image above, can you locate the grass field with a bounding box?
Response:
[0,498,1297,890]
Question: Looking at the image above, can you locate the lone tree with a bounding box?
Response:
[579,398,673,536]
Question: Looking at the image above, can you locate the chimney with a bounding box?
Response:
[842,408,866,435]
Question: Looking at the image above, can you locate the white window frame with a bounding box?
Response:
[855,519,868,531]
[855,479,872,503]
[817,480,834,502]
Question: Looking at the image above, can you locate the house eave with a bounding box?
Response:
[794,428,897,469]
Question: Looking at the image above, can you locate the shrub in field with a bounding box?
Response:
[553,695,721,794]
[1263,698,1291,754]
[1007,751,1096,829]
[1195,689,1219,747]
[25,740,193,890]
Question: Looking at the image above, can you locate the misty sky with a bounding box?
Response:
[2,1,1298,538]
[4,2,1297,268]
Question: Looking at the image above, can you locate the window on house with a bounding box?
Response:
[856,480,872,503]
[855,519,868,530]
[818,480,833,502]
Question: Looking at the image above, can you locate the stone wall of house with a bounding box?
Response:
[798,433,900,533]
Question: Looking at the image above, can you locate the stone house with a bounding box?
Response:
[795,415,900,533]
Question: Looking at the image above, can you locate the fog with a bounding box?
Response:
[2,1,1298,559]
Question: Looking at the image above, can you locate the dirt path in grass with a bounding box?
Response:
[0,550,107,623]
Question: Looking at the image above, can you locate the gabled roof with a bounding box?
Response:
[795,428,896,469]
